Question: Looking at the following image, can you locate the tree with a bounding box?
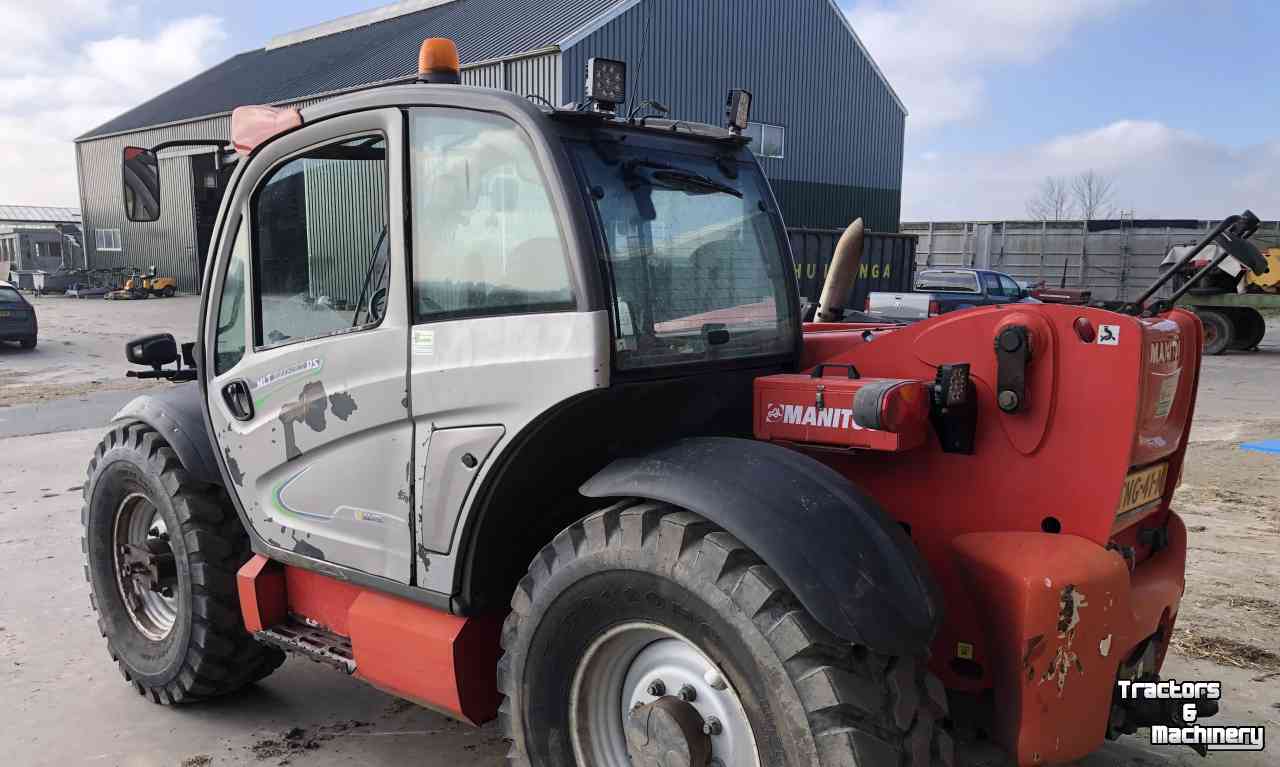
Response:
[1026,176,1073,221]
[1071,170,1117,221]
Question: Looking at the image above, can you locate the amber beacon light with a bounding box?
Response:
[419,38,461,84]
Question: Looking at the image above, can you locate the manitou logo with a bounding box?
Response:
[1149,337,1181,366]
[767,403,864,430]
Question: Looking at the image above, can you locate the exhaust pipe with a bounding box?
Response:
[815,218,865,323]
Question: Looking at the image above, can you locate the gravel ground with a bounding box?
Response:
[0,298,1276,766]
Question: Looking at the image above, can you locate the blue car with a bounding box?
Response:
[0,280,38,349]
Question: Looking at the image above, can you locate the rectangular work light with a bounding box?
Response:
[586,57,627,111]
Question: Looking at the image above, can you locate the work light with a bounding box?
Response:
[726,89,753,134]
[586,57,627,111]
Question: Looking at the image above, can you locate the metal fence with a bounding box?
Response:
[902,219,1280,302]
[789,228,916,308]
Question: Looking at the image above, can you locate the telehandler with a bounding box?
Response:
[84,38,1271,766]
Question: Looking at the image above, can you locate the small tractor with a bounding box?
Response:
[108,266,178,300]
[83,38,1271,766]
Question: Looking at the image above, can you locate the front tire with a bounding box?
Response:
[499,501,951,766]
[81,423,284,704]
[19,337,36,349]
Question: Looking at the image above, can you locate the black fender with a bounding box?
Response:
[112,383,223,486]
[579,436,941,654]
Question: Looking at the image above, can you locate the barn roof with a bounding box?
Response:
[77,0,629,141]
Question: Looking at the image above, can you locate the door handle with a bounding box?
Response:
[222,380,255,421]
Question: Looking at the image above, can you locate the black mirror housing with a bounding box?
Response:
[123,146,161,222]
[126,334,179,369]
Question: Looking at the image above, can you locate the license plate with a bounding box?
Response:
[0,311,11,317]
[1118,463,1168,515]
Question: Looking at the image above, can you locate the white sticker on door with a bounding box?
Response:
[1097,325,1121,346]
[413,329,435,356]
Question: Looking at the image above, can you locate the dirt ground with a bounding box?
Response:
[0,298,1276,766]
[0,294,198,407]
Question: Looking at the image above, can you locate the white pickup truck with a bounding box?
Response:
[866,267,1039,321]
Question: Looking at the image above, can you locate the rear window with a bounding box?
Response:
[572,141,795,371]
[915,270,979,293]
[0,287,24,305]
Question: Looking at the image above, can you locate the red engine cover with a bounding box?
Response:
[754,371,930,451]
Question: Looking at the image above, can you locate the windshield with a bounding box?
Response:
[916,270,979,293]
[0,287,24,305]
[572,141,795,370]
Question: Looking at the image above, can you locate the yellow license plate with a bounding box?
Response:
[1118,463,1168,515]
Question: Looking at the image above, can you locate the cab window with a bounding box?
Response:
[214,221,248,375]
[409,109,574,322]
[251,134,390,349]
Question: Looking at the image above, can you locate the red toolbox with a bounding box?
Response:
[754,365,931,452]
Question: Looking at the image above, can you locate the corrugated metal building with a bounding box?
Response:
[75,0,906,292]
[0,206,84,283]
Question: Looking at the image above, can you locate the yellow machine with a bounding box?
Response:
[119,267,177,298]
[1246,247,1280,291]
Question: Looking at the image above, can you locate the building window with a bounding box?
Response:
[95,228,122,251]
[743,122,785,159]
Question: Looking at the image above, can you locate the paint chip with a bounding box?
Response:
[1099,634,1112,657]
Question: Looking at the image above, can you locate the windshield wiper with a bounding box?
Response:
[623,159,743,198]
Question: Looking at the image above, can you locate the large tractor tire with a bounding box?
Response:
[499,500,952,767]
[81,423,284,704]
[1227,308,1266,351]
[1198,310,1233,355]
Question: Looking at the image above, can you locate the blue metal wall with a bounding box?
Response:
[560,0,906,232]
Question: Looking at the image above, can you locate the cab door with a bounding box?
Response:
[204,110,415,583]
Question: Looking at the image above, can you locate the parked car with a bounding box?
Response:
[0,280,38,349]
[866,267,1040,321]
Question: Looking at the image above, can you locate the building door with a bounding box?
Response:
[190,152,233,287]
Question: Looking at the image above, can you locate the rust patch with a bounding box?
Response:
[279,381,329,460]
[328,391,358,421]
[1036,584,1089,696]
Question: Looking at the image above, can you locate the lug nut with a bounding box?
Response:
[702,717,722,736]
[678,684,697,702]
[647,680,666,697]
[704,669,727,690]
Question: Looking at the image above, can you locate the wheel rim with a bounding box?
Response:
[112,493,179,641]
[569,621,760,767]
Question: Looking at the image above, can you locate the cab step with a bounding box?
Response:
[255,619,356,674]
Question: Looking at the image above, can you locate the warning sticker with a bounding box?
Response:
[413,329,435,356]
[1154,373,1180,419]
[1098,325,1121,346]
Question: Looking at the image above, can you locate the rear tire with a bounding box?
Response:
[1227,308,1266,351]
[499,500,952,767]
[82,423,284,704]
[1198,310,1233,355]
[161,286,176,298]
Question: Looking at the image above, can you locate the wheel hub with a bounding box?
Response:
[625,696,712,767]
[570,622,759,767]
[112,493,179,640]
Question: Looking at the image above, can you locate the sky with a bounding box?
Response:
[1,0,1276,221]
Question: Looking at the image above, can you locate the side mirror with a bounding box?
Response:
[126,333,178,369]
[123,146,161,222]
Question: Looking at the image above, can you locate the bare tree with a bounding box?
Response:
[1026,176,1073,221]
[1071,170,1117,220]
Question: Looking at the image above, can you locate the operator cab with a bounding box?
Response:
[116,38,801,608]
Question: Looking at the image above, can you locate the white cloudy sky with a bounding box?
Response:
[1,0,1277,222]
